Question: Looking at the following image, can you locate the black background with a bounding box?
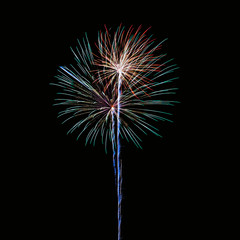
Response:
[6,2,223,239]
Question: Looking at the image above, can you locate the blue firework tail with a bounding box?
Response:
[111,109,117,185]
[117,76,122,240]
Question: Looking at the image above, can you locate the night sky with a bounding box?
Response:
[8,3,216,239]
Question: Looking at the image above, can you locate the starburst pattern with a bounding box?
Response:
[53,38,176,149]
[94,25,169,95]
[52,30,178,149]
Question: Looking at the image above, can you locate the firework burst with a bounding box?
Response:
[53,34,178,149]
[94,24,169,95]
[52,25,179,240]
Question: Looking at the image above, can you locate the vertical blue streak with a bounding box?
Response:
[117,76,122,240]
[111,110,117,185]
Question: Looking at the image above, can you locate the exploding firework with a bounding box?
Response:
[52,25,179,240]
[94,25,167,95]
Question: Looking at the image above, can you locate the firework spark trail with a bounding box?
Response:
[111,108,117,185]
[117,75,122,240]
